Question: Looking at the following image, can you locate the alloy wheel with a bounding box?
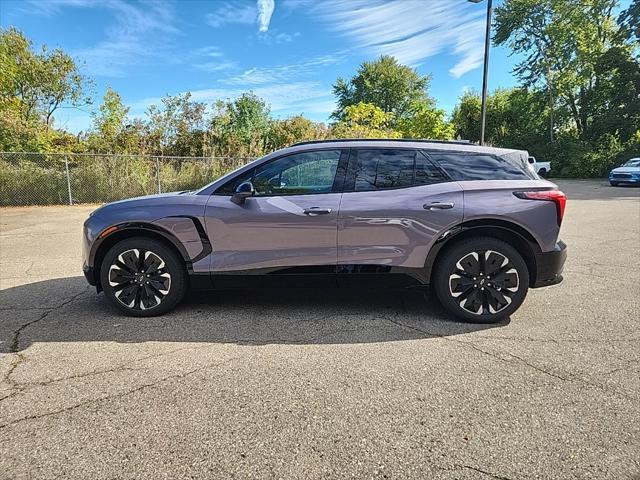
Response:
[448,250,519,316]
[108,248,171,310]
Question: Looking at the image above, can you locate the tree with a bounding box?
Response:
[494,0,636,141]
[267,115,327,150]
[0,27,91,129]
[396,99,454,140]
[330,102,401,139]
[88,87,129,154]
[332,56,430,123]
[452,88,551,147]
[209,92,271,156]
[146,93,206,156]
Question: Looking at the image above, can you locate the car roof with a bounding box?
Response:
[282,138,524,156]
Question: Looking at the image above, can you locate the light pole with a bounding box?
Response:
[469,0,492,146]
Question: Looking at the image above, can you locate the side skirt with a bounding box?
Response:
[189,265,428,291]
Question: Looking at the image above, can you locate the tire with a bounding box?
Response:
[610,181,618,187]
[538,168,547,178]
[433,237,529,323]
[100,237,187,317]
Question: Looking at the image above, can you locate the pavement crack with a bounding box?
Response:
[460,465,514,480]
[7,286,90,353]
[0,355,240,430]
[379,313,636,400]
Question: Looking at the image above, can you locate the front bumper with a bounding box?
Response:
[83,264,97,286]
[532,240,567,288]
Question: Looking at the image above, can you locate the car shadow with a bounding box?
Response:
[0,276,508,352]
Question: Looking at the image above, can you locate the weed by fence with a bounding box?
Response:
[0,152,252,206]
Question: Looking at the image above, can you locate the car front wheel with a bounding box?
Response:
[433,237,529,323]
[609,181,618,186]
[100,237,186,317]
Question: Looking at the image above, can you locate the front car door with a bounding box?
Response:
[337,148,463,283]
[204,149,347,284]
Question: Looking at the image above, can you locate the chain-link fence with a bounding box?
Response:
[0,152,253,206]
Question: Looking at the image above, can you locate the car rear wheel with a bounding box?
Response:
[538,168,547,178]
[100,237,186,317]
[433,237,529,323]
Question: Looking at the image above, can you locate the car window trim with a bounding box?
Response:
[212,148,348,197]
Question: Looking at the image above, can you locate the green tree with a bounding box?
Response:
[330,102,401,139]
[146,93,206,156]
[267,115,327,150]
[0,27,91,129]
[396,99,454,140]
[332,56,430,124]
[87,87,129,154]
[209,92,271,156]
[494,0,636,141]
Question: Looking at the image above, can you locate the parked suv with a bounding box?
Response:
[82,139,567,323]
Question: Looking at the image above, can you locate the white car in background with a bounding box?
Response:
[528,156,551,177]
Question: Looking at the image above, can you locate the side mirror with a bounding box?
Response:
[230,181,255,205]
[528,157,535,164]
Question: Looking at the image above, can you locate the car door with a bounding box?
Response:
[337,148,463,272]
[204,149,347,280]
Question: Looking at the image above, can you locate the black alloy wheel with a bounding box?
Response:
[100,237,186,316]
[434,237,529,323]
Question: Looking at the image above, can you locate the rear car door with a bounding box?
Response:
[204,149,347,278]
[337,148,463,272]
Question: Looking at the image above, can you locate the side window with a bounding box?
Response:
[215,168,254,195]
[430,152,534,181]
[351,149,415,191]
[415,152,448,185]
[253,150,341,196]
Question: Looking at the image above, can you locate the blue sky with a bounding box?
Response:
[1,0,526,133]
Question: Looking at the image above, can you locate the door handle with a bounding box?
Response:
[303,207,332,215]
[423,202,455,210]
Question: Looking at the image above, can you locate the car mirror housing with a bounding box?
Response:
[231,181,255,205]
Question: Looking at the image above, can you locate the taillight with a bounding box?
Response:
[513,190,566,226]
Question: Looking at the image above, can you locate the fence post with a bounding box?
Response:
[156,157,161,194]
[64,155,73,205]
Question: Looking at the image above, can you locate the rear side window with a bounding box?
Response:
[415,152,448,185]
[351,149,415,191]
[429,152,535,181]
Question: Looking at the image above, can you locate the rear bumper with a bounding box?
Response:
[532,240,567,288]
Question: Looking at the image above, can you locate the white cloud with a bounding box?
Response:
[27,0,179,77]
[257,0,275,32]
[130,82,334,119]
[311,0,487,78]
[205,0,276,32]
[205,3,257,28]
[194,61,238,73]
[222,53,345,85]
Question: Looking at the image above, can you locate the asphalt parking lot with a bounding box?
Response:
[1,179,639,479]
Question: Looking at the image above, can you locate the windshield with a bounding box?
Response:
[623,158,640,167]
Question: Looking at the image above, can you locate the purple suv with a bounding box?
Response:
[82,139,567,323]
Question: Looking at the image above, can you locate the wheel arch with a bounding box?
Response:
[91,223,192,292]
[425,219,542,287]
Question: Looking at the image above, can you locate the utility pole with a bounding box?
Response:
[469,0,493,145]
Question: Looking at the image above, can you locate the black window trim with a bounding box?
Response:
[212,148,350,197]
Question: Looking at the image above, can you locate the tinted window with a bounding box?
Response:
[215,168,254,195]
[253,150,341,196]
[430,152,534,181]
[351,149,415,191]
[415,152,448,185]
